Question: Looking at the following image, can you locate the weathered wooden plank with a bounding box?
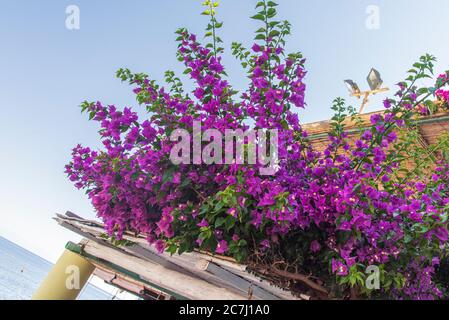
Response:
[82,239,249,300]
[56,216,242,279]
[56,213,303,300]
[196,259,281,300]
[92,259,170,300]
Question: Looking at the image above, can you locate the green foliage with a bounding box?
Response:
[164,70,184,97]
[202,0,224,57]
[231,42,251,70]
[100,233,135,247]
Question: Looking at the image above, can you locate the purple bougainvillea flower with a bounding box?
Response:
[237,196,247,207]
[310,240,321,253]
[227,208,238,218]
[197,219,209,228]
[252,43,261,52]
[331,259,348,276]
[260,240,270,250]
[253,66,263,77]
[216,240,228,254]
[433,227,448,242]
[338,221,352,232]
[155,240,165,254]
[432,257,440,266]
[172,172,181,184]
[370,114,382,125]
[194,88,205,100]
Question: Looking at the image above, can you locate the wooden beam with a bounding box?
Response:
[93,267,168,300]
[196,259,281,300]
[81,239,249,300]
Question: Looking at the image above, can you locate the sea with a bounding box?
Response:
[0,235,115,300]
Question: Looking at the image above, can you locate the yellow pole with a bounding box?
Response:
[32,249,95,300]
[359,92,371,114]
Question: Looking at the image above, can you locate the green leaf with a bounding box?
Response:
[225,216,236,231]
[251,14,265,21]
[215,217,226,228]
[180,178,191,188]
[417,87,429,95]
[166,243,177,255]
[214,202,224,212]
[267,8,277,18]
[238,239,247,247]
[349,277,356,287]
[162,167,175,184]
[269,30,280,37]
[178,241,190,255]
[199,228,212,240]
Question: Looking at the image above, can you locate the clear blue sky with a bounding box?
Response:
[1,0,448,262]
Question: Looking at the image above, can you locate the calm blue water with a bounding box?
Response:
[0,235,114,300]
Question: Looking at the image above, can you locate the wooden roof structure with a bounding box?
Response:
[56,212,306,300]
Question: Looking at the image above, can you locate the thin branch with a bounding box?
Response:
[270,266,329,295]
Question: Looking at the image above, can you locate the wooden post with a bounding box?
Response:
[32,249,95,300]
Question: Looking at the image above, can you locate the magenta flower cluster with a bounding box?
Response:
[436,74,449,104]
[66,1,449,299]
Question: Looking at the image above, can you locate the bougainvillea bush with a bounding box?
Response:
[66,1,449,299]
